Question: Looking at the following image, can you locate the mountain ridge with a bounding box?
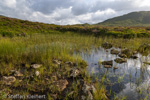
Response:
[97,11,150,26]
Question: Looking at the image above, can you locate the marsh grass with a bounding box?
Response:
[0,29,150,99]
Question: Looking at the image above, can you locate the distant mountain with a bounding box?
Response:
[98,11,150,26]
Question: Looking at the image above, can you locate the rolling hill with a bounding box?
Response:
[98,11,150,26]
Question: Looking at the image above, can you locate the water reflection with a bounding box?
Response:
[82,47,150,100]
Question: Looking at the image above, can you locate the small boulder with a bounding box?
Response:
[55,79,68,91]
[104,65,112,68]
[121,49,132,57]
[3,76,16,85]
[113,67,118,69]
[130,55,138,59]
[110,49,120,55]
[114,58,127,64]
[35,71,40,76]
[118,54,127,58]
[31,64,42,69]
[102,60,113,66]
[102,42,112,49]
[14,71,24,77]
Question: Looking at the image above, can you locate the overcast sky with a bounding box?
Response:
[0,0,150,25]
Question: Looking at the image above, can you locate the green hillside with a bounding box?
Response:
[98,11,150,26]
[0,15,60,37]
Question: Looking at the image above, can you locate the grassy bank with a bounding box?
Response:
[1,15,150,38]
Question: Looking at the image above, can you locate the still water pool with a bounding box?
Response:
[82,47,150,100]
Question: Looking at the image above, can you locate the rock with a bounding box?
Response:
[31,64,42,69]
[102,42,112,49]
[121,49,132,57]
[130,55,138,59]
[113,67,118,69]
[114,58,127,64]
[70,68,80,78]
[53,60,61,65]
[3,76,16,85]
[104,65,112,68]
[133,51,138,54]
[54,79,68,91]
[14,71,23,77]
[138,43,150,55]
[118,54,127,58]
[10,70,23,77]
[35,71,40,76]
[110,49,120,55]
[102,60,113,66]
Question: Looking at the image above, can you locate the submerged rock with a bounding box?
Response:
[3,76,16,85]
[104,65,112,68]
[70,68,80,78]
[102,42,112,49]
[114,58,127,64]
[130,55,138,59]
[110,49,120,55]
[31,64,42,69]
[113,67,118,69]
[118,54,127,58]
[102,60,113,66]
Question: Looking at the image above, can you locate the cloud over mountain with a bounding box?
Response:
[0,0,150,25]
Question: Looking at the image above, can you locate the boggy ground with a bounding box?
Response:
[0,31,150,100]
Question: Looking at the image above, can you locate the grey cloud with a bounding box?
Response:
[27,0,73,14]
[0,0,150,25]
